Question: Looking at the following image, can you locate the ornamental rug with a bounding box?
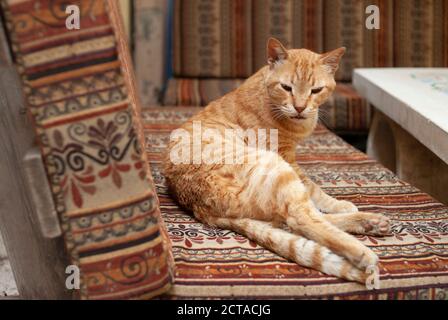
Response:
[142,106,448,300]
[1,0,173,299]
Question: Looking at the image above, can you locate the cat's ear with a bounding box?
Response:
[267,38,288,67]
[320,47,346,74]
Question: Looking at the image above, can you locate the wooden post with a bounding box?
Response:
[0,233,6,259]
[0,14,11,66]
[391,121,448,206]
[0,66,73,299]
[368,110,448,206]
[367,110,396,173]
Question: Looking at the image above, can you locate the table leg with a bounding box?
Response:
[392,123,448,205]
[368,110,448,205]
[367,111,396,173]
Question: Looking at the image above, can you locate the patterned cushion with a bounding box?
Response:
[321,83,372,132]
[172,0,253,78]
[162,78,371,131]
[143,106,448,299]
[394,0,448,67]
[323,0,393,81]
[170,0,448,81]
[2,0,174,299]
[163,77,244,106]
[252,0,324,71]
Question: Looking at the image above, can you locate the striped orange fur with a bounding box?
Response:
[164,38,390,284]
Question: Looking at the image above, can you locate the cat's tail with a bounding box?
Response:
[204,216,368,285]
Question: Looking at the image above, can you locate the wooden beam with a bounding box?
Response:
[0,13,12,65]
[118,0,132,44]
[0,66,73,299]
[23,148,62,239]
[0,233,6,259]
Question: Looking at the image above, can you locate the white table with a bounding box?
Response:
[353,68,448,204]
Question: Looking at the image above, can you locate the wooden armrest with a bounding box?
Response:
[23,148,62,239]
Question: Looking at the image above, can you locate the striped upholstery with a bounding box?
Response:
[163,78,371,131]
[321,83,372,132]
[252,0,324,71]
[394,0,448,67]
[1,0,173,299]
[163,78,244,106]
[157,0,448,132]
[173,0,253,77]
[170,0,448,81]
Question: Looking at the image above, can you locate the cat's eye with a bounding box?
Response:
[281,84,292,92]
[311,87,324,94]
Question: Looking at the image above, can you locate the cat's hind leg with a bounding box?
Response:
[324,212,390,235]
[289,154,390,235]
[202,216,368,284]
[289,164,358,214]
[284,200,379,270]
[237,150,379,270]
[306,179,358,214]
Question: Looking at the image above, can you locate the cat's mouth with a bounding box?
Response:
[291,114,307,121]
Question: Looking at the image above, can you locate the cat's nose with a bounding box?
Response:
[294,105,306,114]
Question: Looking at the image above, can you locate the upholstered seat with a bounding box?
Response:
[143,107,448,299]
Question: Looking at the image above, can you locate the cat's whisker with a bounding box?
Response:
[271,105,289,121]
[273,111,286,121]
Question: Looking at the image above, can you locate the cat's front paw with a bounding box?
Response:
[330,200,358,214]
[360,213,391,236]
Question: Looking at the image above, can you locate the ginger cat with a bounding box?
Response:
[164,38,390,284]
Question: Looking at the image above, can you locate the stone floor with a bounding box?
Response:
[0,233,18,297]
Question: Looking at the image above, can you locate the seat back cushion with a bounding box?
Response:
[1,0,174,299]
[173,0,253,78]
[171,0,448,81]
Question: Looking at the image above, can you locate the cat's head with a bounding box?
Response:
[264,38,345,125]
